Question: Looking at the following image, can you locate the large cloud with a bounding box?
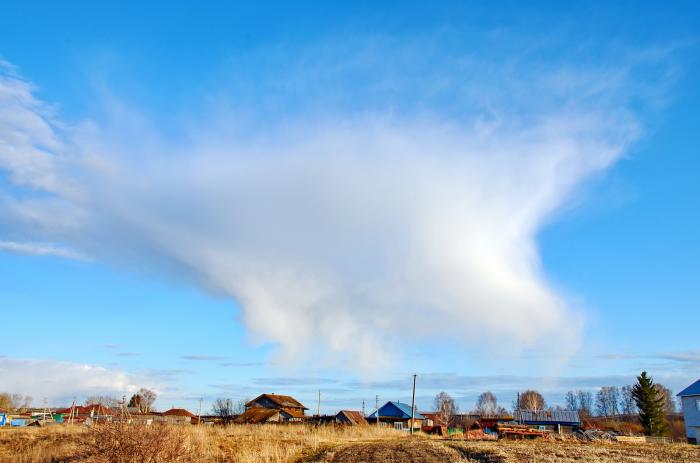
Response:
[0,50,644,370]
[0,356,140,405]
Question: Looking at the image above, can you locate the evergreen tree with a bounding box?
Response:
[631,371,667,436]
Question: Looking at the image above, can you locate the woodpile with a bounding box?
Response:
[495,424,549,439]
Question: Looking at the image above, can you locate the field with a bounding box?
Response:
[1,424,698,463]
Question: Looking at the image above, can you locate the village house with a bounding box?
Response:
[678,378,700,444]
[234,393,308,424]
[334,410,368,425]
[366,401,425,430]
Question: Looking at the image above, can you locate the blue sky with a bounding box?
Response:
[1,1,699,414]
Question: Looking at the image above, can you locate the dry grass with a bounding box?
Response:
[1,425,698,463]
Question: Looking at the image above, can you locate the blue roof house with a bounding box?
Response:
[367,401,425,431]
[678,379,700,444]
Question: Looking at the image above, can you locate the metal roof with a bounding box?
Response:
[514,410,580,425]
[367,401,425,420]
[677,379,700,397]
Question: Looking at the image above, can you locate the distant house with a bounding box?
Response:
[234,407,305,424]
[335,410,367,425]
[678,379,700,444]
[235,393,308,423]
[366,401,425,430]
[512,410,581,434]
[162,408,197,425]
[54,404,114,423]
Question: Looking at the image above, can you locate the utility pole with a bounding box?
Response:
[362,400,365,418]
[410,374,417,435]
[375,395,380,426]
[317,390,321,417]
[198,397,203,424]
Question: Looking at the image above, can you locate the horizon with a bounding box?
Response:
[1,1,699,415]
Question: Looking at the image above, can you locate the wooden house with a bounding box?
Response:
[366,401,424,430]
[678,378,700,444]
[236,393,308,423]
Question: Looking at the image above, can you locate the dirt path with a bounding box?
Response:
[299,439,700,463]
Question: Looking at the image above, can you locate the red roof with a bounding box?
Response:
[336,410,368,425]
[163,408,196,418]
[234,408,281,424]
[246,393,307,410]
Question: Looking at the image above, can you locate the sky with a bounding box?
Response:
[0,1,699,414]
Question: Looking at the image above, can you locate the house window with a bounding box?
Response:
[393,422,404,430]
[696,399,700,411]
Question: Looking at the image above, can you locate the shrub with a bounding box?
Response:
[79,423,200,463]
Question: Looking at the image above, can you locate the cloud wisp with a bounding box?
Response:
[0,44,657,370]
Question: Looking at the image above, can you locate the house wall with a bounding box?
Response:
[681,396,700,443]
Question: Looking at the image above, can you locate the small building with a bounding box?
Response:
[162,408,197,425]
[678,378,700,444]
[512,410,580,434]
[335,410,368,425]
[366,401,425,430]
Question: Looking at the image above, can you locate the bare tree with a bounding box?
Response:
[620,385,637,418]
[233,399,247,415]
[516,390,546,412]
[128,388,157,413]
[86,396,119,408]
[595,386,620,417]
[564,391,577,410]
[0,393,32,411]
[654,384,676,414]
[576,390,593,416]
[212,398,236,423]
[565,390,593,416]
[433,392,457,426]
[475,391,499,417]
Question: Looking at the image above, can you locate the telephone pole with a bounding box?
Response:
[375,395,379,426]
[317,390,321,416]
[410,374,417,435]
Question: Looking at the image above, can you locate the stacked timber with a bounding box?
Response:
[495,423,549,439]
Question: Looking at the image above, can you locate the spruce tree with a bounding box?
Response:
[631,371,667,436]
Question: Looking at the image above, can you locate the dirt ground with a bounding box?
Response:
[300,438,700,463]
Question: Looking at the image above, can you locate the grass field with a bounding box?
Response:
[1,424,698,463]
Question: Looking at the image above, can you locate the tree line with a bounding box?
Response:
[431,371,677,436]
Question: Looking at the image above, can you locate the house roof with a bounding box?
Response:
[336,410,368,425]
[247,393,308,410]
[513,410,580,425]
[163,408,196,418]
[234,407,280,424]
[677,379,700,397]
[367,401,425,420]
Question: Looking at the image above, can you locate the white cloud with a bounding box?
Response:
[0,49,655,371]
[0,357,140,406]
[0,240,86,260]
